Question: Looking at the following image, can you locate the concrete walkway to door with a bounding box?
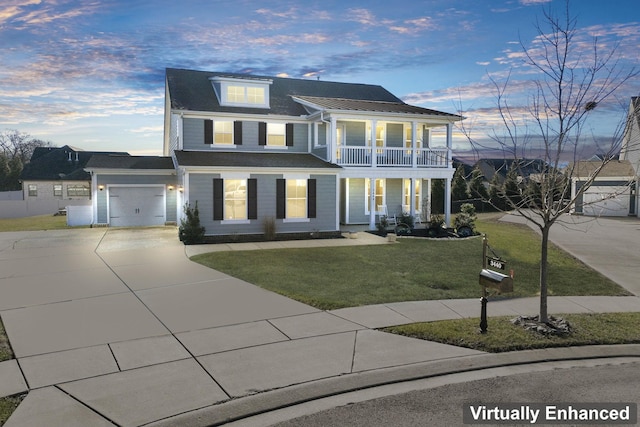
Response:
[0,223,639,426]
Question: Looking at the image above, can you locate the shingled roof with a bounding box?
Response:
[174,150,341,170]
[165,68,460,119]
[85,154,175,170]
[20,146,128,181]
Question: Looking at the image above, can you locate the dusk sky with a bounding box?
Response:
[1,0,639,158]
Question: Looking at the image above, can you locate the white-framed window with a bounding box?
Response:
[247,86,265,104]
[286,179,307,219]
[67,184,90,197]
[28,184,37,197]
[224,179,247,220]
[214,121,233,145]
[210,77,271,108]
[267,123,286,147]
[53,184,62,197]
[365,179,385,214]
[367,123,385,153]
[403,179,422,213]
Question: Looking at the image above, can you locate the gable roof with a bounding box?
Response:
[174,150,341,170]
[85,154,175,170]
[474,158,548,182]
[20,145,129,181]
[165,68,460,119]
[571,160,636,179]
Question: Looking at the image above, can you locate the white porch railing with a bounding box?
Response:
[336,146,449,168]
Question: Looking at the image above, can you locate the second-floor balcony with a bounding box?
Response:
[335,146,450,168]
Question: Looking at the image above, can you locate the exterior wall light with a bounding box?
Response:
[98,185,105,191]
[168,185,175,191]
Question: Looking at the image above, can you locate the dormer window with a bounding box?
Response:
[210,76,271,108]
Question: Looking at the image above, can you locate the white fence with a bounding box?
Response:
[0,199,91,219]
[0,191,23,201]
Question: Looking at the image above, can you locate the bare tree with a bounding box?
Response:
[463,2,639,324]
[0,129,53,191]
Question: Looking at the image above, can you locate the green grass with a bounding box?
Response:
[0,318,12,363]
[383,312,640,352]
[0,214,75,232]
[0,394,25,426]
[191,215,630,310]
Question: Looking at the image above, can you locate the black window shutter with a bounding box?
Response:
[258,122,267,146]
[286,123,294,147]
[204,120,213,144]
[248,179,257,220]
[276,179,285,219]
[213,179,223,220]
[307,179,316,218]
[234,121,243,145]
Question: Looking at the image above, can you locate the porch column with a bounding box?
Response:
[409,178,416,216]
[370,120,377,168]
[369,178,376,230]
[426,178,432,222]
[411,121,417,168]
[446,123,453,165]
[329,117,337,163]
[444,177,452,227]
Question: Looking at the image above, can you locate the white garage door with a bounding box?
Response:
[582,186,630,217]
[109,187,165,227]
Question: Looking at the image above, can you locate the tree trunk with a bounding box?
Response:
[539,225,550,323]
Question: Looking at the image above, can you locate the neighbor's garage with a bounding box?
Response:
[582,185,631,217]
[109,186,166,227]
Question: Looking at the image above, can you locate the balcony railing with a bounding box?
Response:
[336,146,449,168]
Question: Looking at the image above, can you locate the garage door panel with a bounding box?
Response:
[109,187,166,227]
[583,186,630,217]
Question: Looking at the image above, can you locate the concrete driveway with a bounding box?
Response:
[1,224,639,426]
[500,213,640,296]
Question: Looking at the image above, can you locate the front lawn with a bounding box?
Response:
[0,214,72,232]
[191,216,630,310]
[383,312,640,352]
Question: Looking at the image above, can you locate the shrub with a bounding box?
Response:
[454,203,477,233]
[396,212,414,229]
[429,214,445,228]
[179,202,205,245]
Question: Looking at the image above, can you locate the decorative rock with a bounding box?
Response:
[511,315,572,336]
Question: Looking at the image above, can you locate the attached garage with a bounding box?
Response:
[85,155,178,227]
[109,186,166,226]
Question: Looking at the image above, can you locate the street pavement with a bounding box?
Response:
[0,216,639,426]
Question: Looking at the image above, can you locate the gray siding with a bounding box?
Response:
[182,118,309,153]
[96,174,177,224]
[188,173,337,236]
[344,121,366,146]
[386,123,404,148]
[345,178,402,224]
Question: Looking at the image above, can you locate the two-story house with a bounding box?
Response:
[87,68,461,236]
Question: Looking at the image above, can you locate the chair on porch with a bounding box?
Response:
[378,205,397,226]
[402,205,422,224]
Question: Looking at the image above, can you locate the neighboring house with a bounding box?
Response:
[88,68,462,236]
[20,145,127,202]
[473,158,547,185]
[619,96,640,217]
[570,160,636,217]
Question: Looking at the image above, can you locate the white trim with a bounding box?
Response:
[282,218,310,223]
[221,219,251,225]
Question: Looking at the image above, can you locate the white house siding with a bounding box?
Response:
[187,172,338,236]
[22,180,91,201]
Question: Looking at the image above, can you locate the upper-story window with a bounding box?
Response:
[267,123,286,147]
[210,76,271,109]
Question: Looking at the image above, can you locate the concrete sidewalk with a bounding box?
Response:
[0,226,639,426]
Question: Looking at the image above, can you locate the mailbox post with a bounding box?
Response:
[479,235,514,333]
